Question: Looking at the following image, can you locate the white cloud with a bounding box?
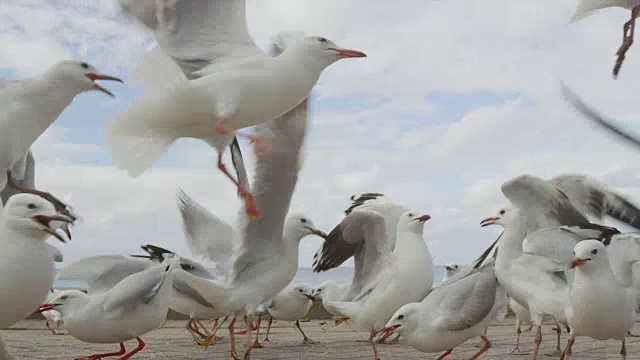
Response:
[3,0,640,268]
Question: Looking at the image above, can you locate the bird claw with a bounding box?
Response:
[250,342,263,349]
[248,136,270,160]
[240,192,262,219]
[303,338,318,345]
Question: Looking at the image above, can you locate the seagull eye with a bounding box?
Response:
[499,210,505,215]
[591,249,598,255]
[300,218,307,224]
[318,37,327,43]
[27,203,36,209]
[80,62,89,69]
[408,213,414,217]
[299,289,303,292]
[61,296,68,301]
[398,315,404,320]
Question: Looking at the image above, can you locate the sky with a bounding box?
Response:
[2,0,640,268]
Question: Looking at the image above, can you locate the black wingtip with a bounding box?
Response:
[606,194,640,231]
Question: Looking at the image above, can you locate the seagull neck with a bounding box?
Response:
[282,232,301,268]
[24,73,82,109]
[275,49,327,83]
[58,295,90,317]
[0,221,48,244]
[494,219,527,273]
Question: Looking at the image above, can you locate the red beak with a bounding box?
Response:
[34,303,60,314]
[415,214,431,223]
[328,48,367,58]
[85,73,123,97]
[376,324,401,338]
[480,217,499,227]
[445,266,454,271]
[570,257,588,269]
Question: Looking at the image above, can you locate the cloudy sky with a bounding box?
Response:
[2,0,640,268]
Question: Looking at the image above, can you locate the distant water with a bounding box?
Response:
[54,266,448,290]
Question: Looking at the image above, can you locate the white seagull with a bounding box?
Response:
[173,191,326,359]
[311,280,350,317]
[108,0,366,218]
[257,283,316,346]
[41,289,64,335]
[443,263,460,282]
[561,240,638,359]
[0,61,121,193]
[314,209,434,360]
[39,256,182,360]
[0,193,75,359]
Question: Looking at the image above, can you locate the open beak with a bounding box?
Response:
[570,257,588,269]
[85,73,123,97]
[376,324,401,339]
[328,48,367,58]
[415,214,431,223]
[35,303,60,314]
[480,216,500,227]
[305,227,328,239]
[445,266,454,272]
[304,294,316,302]
[33,214,74,243]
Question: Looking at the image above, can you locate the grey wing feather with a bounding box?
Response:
[502,175,589,230]
[56,255,151,295]
[562,83,640,150]
[313,211,392,301]
[550,174,640,230]
[434,266,497,331]
[103,265,167,311]
[173,279,215,308]
[522,224,620,271]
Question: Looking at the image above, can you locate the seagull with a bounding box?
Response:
[38,256,182,360]
[570,0,640,77]
[173,191,326,359]
[561,240,638,359]
[311,280,350,317]
[0,61,121,194]
[481,174,625,359]
[377,262,503,360]
[443,263,460,282]
[254,284,316,347]
[109,1,366,218]
[314,210,434,360]
[0,193,75,359]
[42,289,64,335]
[129,244,226,345]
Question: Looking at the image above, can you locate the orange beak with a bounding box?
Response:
[570,257,588,269]
[376,324,401,339]
[328,48,367,58]
[85,73,123,97]
[480,216,500,227]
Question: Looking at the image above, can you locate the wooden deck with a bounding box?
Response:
[3,318,638,359]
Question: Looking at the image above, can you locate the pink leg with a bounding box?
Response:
[560,337,574,360]
[369,330,380,360]
[215,118,270,159]
[74,343,126,360]
[437,349,453,360]
[531,325,542,360]
[262,317,273,343]
[216,152,262,219]
[45,320,57,335]
[118,338,145,360]
[469,336,492,359]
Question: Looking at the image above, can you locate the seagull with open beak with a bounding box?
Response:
[0,193,76,359]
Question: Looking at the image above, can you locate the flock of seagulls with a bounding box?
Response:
[0,0,639,360]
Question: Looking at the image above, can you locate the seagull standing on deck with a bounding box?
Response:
[110,1,366,219]
[0,61,121,197]
[0,194,75,359]
[315,210,434,360]
[561,240,638,359]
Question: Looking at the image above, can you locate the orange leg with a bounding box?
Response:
[215,118,270,159]
[45,320,57,335]
[216,152,262,219]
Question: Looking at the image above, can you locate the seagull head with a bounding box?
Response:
[285,213,327,241]
[397,211,431,233]
[570,240,608,270]
[50,60,123,97]
[3,194,75,243]
[378,302,420,338]
[37,290,86,316]
[311,280,337,300]
[286,36,366,68]
[292,284,316,302]
[480,207,514,228]
[444,263,460,276]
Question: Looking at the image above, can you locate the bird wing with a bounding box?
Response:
[430,264,498,331]
[501,174,590,230]
[550,174,640,230]
[177,189,235,277]
[56,255,152,295]
[313,210,393,301]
